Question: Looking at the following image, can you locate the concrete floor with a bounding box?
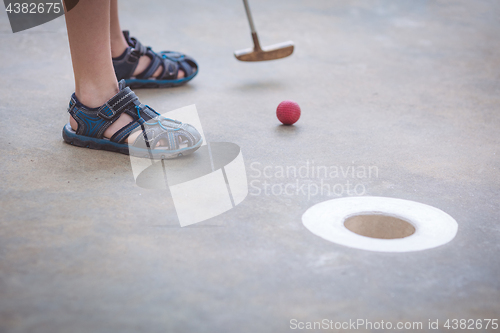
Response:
[1,0,499,332]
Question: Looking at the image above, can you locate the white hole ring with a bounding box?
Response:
[302,196,458,252]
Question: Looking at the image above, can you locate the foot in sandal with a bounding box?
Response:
[112,31,198,89]
[62,80,202,159]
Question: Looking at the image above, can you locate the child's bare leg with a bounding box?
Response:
[65,0,138,142]
[109,0,128,58]
[109,0,184,79]
[65,0,117,108]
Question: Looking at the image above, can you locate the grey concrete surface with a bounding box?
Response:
[1,0,499,332]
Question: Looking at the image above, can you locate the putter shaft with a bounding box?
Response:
[243,0,256,33]
[243,0,262,51]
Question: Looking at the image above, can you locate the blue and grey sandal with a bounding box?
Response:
[113,31,198,89]
[62,80,203,159]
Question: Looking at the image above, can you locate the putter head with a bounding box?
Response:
[235,40,294,62]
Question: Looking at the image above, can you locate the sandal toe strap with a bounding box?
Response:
[161,52,198,77]
[158,56,180,80]
[141,52,198,80]
[135,49,167,79]
[130,112,202,151]
[136,52,180,81]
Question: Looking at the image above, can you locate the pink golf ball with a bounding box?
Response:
[277,100,301,125]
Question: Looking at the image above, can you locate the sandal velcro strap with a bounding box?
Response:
[97,86,139,120]
[96,104,117,120]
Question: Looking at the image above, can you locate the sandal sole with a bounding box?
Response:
[62,123,202,160]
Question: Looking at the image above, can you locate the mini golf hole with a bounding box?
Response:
[344,214,416,239]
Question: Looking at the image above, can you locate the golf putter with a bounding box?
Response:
[234,0,294,61]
